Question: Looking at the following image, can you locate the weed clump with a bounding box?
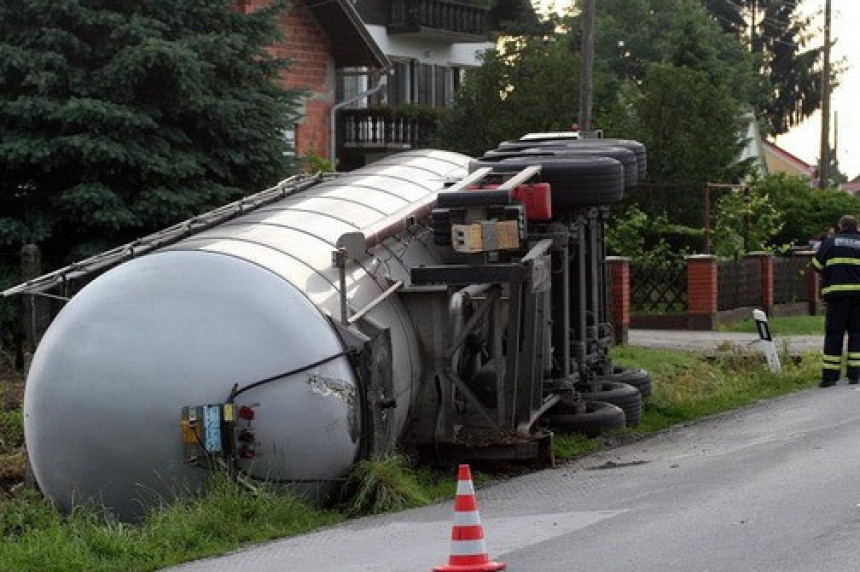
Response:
[340,456,431,516]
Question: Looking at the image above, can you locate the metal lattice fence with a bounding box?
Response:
[773,256,811,304]
[717,258,761,311]
[630,259,687,313]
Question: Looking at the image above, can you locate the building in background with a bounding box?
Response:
[762,140,818,183]
[238,0,389,168]
[336,0,535,169]
[241,0,534,170]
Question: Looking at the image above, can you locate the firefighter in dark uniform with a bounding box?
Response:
[812,215,860,387]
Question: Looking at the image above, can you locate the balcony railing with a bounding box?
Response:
[339,109,438,151]
[389,0,490,39]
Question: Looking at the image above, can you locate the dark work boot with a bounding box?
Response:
[850,378,860,385]
[820,379,837,388]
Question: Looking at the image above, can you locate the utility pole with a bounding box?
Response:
[750,0,757,51]
[578,0,596,135]
[834,110,839,176]
[818,0,832,189]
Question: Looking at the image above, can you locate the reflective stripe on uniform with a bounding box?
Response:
[824,257,860,267]
[822,353,842,370]
[812,257,824,270]
[821,284,860,295]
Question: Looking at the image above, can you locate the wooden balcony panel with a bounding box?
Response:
[339,110,438,151]
[389,0,490,40]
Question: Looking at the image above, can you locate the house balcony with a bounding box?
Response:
[339,107,439,154]
[388,0,491,42]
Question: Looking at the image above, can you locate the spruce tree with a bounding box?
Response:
[702,0,828,135]
[0,0,303,260]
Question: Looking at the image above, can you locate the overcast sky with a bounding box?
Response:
[545,1,857,178]
[777,0,859,179]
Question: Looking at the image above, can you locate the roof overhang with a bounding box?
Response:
[304,0,391,70]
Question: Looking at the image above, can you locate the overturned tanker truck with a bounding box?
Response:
[4,135,652,521]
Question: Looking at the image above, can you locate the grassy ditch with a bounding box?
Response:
[717,314,824,335]
[0,346,820,571]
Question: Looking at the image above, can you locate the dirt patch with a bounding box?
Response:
[1,369,24,410]
[0,366,26,495]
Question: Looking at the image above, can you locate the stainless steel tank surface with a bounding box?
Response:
[24,150,471,520]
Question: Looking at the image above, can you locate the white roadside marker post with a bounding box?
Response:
[753,309,781,373]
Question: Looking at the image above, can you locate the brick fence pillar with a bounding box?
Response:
[686,254,718,330]
[792,251,820,315]
[746,252,774,313]
[606,256,630,344]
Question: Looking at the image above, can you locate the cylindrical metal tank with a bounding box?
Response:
[24,150,471,520]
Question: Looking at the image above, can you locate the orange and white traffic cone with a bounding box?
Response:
[433,464,506,572]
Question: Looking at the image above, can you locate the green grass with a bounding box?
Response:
[338,456,434,516]
[611,345,819,434]
[554,432,604,460]
[0,474,343,572]
[717,314,824,335]
[0,346,822,571]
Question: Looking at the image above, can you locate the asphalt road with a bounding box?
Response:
[167,381,860,572]
[627,328,822,355]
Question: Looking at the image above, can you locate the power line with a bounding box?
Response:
[705,0,820,51]
[713,0,822,36]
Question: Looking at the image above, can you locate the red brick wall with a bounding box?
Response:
[746,252,774,311]
[686,255,718,322]
[606,257,630,344]
[238,0,334,160]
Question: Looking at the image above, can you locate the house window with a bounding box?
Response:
[283,125,297,157]
[385,61,470,108]
[387,60,412,107]
[435,66,450,107]
[338,67,370,108]
[417,63,433,105]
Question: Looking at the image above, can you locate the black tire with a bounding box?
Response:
[484,145,638,191]
[482,148,557,160]
[497,138,647,182]
[469,156,624,211]
[598,366,652,398]
[578,381,642,427]
[601,139,647,181]
[546,400,626,437]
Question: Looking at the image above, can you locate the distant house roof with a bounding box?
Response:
[841,176,860,194]
[762,140,818,180]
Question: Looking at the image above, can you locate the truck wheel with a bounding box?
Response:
[601,139,647,181]
[578,381,642,427]
[598,366,652,398]
[496,138,647,182]
[546,400,626,437]
[469,156,624,211]
[482,146,638,191]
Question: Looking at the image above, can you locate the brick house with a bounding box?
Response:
[335,0,535,169]
[237,0,389,166]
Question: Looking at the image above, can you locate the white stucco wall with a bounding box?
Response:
[365,25,492,67]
